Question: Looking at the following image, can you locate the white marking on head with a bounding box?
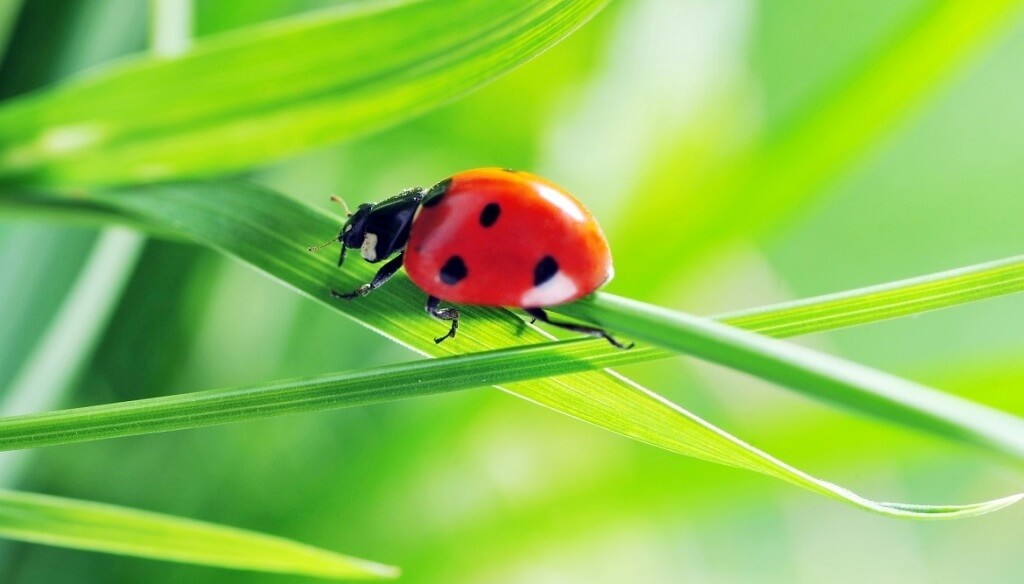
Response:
[521,272,579,307]
[360,232,378,261]
[536,183,585,222]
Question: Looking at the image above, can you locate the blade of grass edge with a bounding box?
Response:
[0,489,397,579]
[561,294,1024,460]
[0,338,1017,520]
[3,190,1022,341]
[0,0,608,186]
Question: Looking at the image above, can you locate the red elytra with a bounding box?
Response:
[404,168,613,307]
[319,167,629,347]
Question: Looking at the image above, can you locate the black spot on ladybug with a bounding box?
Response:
[479,203,501,227]
[422,178,452,207]
[533,255,559,286]
[440,255,468,285]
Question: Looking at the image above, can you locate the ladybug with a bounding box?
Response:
[313,168,630,348]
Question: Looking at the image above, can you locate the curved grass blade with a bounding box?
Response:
[0,337,1017,521]
[4,189,1023,340]
[0,179,1001,520]
[0,489,397,579]
[0,0,608,186]
[561,294,1024,461]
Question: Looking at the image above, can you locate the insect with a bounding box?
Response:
[311,168,631,348]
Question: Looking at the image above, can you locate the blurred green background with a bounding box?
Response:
[2,0,1024,582]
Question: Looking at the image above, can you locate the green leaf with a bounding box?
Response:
[715,255,1024,338]
[0,0,608,186]
[0,336,1018,522]
[0,488,397,579]
[562,293,1024,461]
[0,179,1013,520]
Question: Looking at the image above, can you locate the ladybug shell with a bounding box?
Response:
[405,168,613,307]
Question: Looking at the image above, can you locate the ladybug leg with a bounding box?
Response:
[524,308,633,350]
[332,253,404,300]
[425,295,459,344]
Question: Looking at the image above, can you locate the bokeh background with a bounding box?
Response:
[2,0,1024,582]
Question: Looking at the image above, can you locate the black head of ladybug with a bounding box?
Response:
[335,187,424,266]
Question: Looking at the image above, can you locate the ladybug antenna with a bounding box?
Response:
[307,237,338,252]
[330,195,353,217]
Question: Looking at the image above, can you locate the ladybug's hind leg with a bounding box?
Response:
[524,308,633,350]
[332,253,404,300]
[425,296,459,344]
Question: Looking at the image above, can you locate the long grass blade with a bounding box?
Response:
[0,0,608,186]
[0,180,1013,519]
[715,255,1024,337]
[562,293,1024,460]
[0,336,1017,520]
[0,489,397,579]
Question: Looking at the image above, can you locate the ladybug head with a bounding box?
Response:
[330,187,424,267]
[335,203,373,267]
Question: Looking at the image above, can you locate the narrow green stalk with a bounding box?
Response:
[713,255,1024,337]
[0,339,634,451]
[0,489,398,579]
[564,293,1024,460]
[0,0,22,65]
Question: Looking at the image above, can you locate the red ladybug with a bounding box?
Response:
[316,168,629,348]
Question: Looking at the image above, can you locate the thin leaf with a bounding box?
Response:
[0,336,1017,521]
[0,489,397,579]
[715,255,1024,337]
[5,189,1023,339]
[0,0,22,65]
[0,179,1004,520]
[0,0,608,186]
[562,293,1024,460]
[0,252,1019,453]
[0,339,638,451]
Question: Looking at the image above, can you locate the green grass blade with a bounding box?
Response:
[0,339,637,451]
[0,337,1017,521]
[0,0,607,186]
[4,189,1023,340]
[0,0,22,65]
[561,294,1024,460]
[0,179,1000,520]
[715,255,1024,337]
[0,489,397,579]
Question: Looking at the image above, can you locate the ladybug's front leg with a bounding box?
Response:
[425,295,459,344]
[332,253,404,300]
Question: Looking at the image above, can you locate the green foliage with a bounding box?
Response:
[0,0,607,186]
[1,0,1023,581]
[0,489,397,579]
